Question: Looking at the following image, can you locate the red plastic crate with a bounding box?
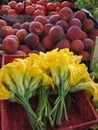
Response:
[1,55,98,130]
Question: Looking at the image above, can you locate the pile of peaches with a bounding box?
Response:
[0,0,98,61]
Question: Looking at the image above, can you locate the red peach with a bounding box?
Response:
[29,21,43,35]
[59,7,73,21]
[42,35,55,50]
[49,25,65,42]
[43,23,54,35]
[73,10,87,21]
[2,36,19,54]
[67,26,82,40]
[83,38,94,52]
[0,20,7,29]
[82,18,95,32]
[70,39,84,54]
[0,26,14,39]
[69,18,82,28]
[24,33,39,49]
[16,29,28,43]
[56,39,70,50]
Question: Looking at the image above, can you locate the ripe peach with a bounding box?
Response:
[34,15,48,25]
[67,26,82,40]
[13,22,21,29]
[46,2,56,12]
[42,35,55,50]
[33,9,45,16]
[43,23,54,35]
[83,38,94,52]
[82,18,95,32]
[70,39,84,54]
[74,10,87,21]
[69,18,82,28]
[56,20,68,32]
[29,21,43,35]
[24,33,39,49]
[6,35,19,44]
[56,39,70,50]
[88,29,98,40]
[18,44,31,55]
[25,5,35,15]
[59,7,73,21]
[7,9,17,16]
[14,50,26,56]
[15,2,24,14]
[60,1,74,9]
[13,29,19,35]
[35,4,47,14]
[0,20,7,29]
[49,14,60,25]
[0,26,14,39]
[16,29,28,43]
[1,5,11,15]
[49,25,65,42]
[20,22,30,32]
[8,1,17,9]
[2,36,19,54]
[80,51,91,61]
[79,31,88,40]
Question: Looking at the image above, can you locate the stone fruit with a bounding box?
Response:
[70,39,84,54]
[2,36,19,54]
[49,25,65,42]
[24,33,39,49]
[67,26,82,40]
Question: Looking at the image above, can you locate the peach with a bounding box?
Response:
[43,23,54,35]
[49,14,60,25]
[14,50,26,56]
[15,2,24,14]
[56,20,68,32]
[34,15,48,25]
[8,0,17,9]
[13,22,21,29]
[69,18,82,28]
[6,35,19,44]
[49,25,65,42]
[33,9,45,16]
[67,26,82,40]
[20,22,30,32]
[56,39,70,50]
[24,33,39,49]
[70,39,84,54]
[0,20,7,29]
[74,10,87,21]
[2,36,19,54]
[29,21,43,35]
[46,2,56,12]
[83,38,94,52]
[88,29,98,40]
[16,29,28,43]
[0,26,14,39]
[18,44,31,55]
[79,31,88,40]
[80,51,91,61]
[59,7,73,21]
[42,35,55,50]
[82,18,95,32]
[25,5,35,15]
[60,1,74,9]
[7,9,17,16]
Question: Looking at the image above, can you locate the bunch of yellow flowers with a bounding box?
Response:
[0,48,98,129]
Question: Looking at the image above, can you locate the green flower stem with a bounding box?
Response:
[23,100,45,130]
[37,87,53,128]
